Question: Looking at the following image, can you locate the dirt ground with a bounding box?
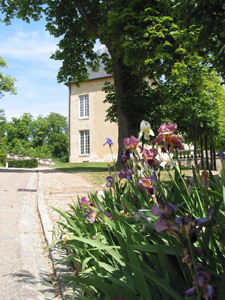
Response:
[41,169,100,224]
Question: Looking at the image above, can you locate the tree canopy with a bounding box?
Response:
[3,112,69,161]
[0,0,187,163]
[1,0,225,163]
[175,0,225,78]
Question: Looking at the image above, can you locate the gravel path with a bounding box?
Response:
[41,168,100,225]
[0,168,61,300]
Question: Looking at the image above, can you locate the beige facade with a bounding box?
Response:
[68,76,118,162]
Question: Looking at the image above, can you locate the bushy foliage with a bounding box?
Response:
[4,112,68,161]
[0,150,6,164]
[8,158,38,168]
[51,121,225,299]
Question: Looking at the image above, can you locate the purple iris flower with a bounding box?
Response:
[106,176,114,187]
[103,137,113,146]
[151,200,179,233]
[184,271,215,299]
[103,210,113,221]
[205,285,215,300]
[184,286,196,297]
[196,206,214,231]
[197,271,210,288]
[118,169,132,181]
[122,148,130,162]
[196,217,210,227]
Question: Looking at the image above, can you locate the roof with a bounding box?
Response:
[65,45,112,85]
[87,45,112,80]
[87,61,112,81]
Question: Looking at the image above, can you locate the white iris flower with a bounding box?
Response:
[139,120,155,140]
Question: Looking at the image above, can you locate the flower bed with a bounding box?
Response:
[50,121,225,300]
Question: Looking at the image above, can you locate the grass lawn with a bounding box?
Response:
[51,162,111,187]
[51,162,198,187]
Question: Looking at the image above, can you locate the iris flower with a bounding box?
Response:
[79,196,90,206]
[118,169,132,181]
[139,120,155,140]
[142,148,158,159]
[103,137,113,146]
[151,197,179,232]
[184,271,215,299]
[122,148,130,162]
[123,135,139,149]
[138,176,154,195]
[142,148,159,167]
[152,122,182,150]
[159,152,173,169]
[106,176,114,187]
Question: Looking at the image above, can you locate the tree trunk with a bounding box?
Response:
[213,145,216,170]
[112,59,131,166]
[210,143,213,170]
[205,135,209,170]
[200,136,204,169]
[194,131,198,166]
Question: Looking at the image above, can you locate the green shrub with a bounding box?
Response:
[0,151,6,164]
[8,159,38,168]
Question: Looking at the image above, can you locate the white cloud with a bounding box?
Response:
[0,18,68,121]
[1,30,58,62]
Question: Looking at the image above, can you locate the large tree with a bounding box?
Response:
[0,0,191,164]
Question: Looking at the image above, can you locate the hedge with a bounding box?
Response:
[8,159,38,168]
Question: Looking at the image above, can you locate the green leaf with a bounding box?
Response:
[82,257,93,272]
[64,276,117,298]
[126,243,152,300]
[132,244,182,256]
[69,236,125,266]
[98,261,118,273]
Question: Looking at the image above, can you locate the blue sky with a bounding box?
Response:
[0,16,69,121]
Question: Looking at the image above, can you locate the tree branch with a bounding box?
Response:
[74,0,100,37]
[74,0,113,52]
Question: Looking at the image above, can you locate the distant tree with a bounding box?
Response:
[0,56,16,98]
[6,113,33,142]
[5,112,69,160]
[32,115,49,147]
[0,109,6,138]
[0,109,7,164]
[159,56,225,167]
[45,113,69,160]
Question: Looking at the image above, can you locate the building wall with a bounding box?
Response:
[68,77,118,162]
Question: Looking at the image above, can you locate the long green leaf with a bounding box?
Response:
[141,268,183,300]
[64,276,118,298]
[223,185,225,207]
[126,243,152,300]
[69,236,125,266]
[132,244,182,256]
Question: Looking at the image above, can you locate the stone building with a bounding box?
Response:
[67,61,118,163]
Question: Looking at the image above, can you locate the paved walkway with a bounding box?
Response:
[0,168,61,300]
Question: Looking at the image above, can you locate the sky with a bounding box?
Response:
[0,16,69,121]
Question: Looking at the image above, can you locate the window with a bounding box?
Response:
[79,95,89,118]
[80,130,90,155]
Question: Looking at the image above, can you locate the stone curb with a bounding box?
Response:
[37,170,81,300]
